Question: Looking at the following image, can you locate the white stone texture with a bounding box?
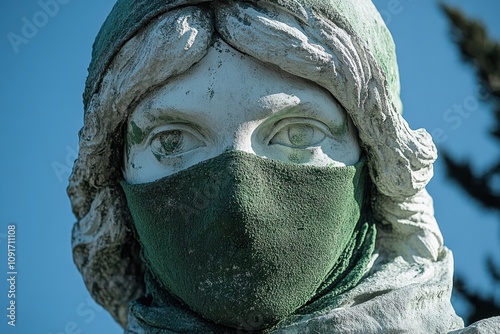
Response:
[450,317,500,334]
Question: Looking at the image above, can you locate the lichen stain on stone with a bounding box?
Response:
[288,152,302,163]
[242,16,252,26]
[130,162,142,170]
[126,121,144,158]
[288,148,315,164]
[153,152,163,163]
[153,153,186,171]
[129,121,144,145]
[232,8,252,27]
[330,120,348,137]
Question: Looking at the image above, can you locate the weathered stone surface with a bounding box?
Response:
[450,317,500,334]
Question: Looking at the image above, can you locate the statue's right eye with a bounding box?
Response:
[150,127,206,157]
[267,118,332,149]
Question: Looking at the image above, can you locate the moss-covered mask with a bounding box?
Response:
[121,151,374,330]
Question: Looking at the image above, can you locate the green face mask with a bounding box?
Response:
[121,151,374,330]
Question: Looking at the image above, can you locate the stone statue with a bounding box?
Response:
[68,1,499,333]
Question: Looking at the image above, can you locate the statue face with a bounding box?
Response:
[120,40,370,328]
[124,40,360,184]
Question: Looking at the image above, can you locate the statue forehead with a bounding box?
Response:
[85,0,399,113]
[122,34,351,126]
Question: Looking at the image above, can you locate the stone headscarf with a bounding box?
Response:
[68,0,462,332]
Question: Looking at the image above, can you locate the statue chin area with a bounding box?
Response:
[68,1,500,333]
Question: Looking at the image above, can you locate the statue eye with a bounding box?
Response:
[150,128,205,157]
[269,118,330,148]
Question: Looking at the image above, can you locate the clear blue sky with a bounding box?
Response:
[0,1,499,333]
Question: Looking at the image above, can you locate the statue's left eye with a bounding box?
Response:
[269,118,330,148]
[151,129,205,156]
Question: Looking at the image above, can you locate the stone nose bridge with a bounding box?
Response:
[216,121,262,156]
